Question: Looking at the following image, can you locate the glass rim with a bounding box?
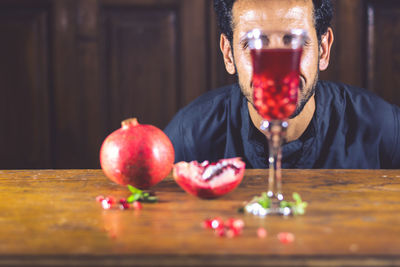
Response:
[245,28,308,49]
[245,28,308,39]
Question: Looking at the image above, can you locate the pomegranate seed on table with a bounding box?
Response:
[96,195,147,211]
[98,196,116,210]
[226,229,237,238]
[232,226,243,236]
[203,217,244,238]
[228,227,242,237]
[211,217,224,229]
[133,201,142,210]
[226,218,244,230]
[215,228,226,237]
[119,198,130,210]
[202,219,213,229]
[257,227,267,238]
[225,218,235,228]
[105,196,115,205]
[101,199,112,210]
[278,232,295,244]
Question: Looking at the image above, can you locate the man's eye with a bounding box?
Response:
[242,41,249,49]
[260,35,270,46]
[283,34,293,45]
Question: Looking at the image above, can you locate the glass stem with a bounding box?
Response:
[263,120,288,203]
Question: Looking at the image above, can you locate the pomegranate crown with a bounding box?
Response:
[121,118,139,128]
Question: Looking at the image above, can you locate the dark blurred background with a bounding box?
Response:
[0,0,399,169]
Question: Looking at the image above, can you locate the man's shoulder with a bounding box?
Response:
[316,80,400,168]
[182,84,239,111]
[172,84,240,122]
[317,80,396,112]
[317,80,400,130]
[318,80,368,97]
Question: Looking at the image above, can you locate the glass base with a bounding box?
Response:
[244,200,292,216]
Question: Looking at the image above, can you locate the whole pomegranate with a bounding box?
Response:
[173,158,245,199]
[100,118,174,189]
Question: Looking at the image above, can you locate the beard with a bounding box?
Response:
[238,69,319,120]
[289,71,318,118]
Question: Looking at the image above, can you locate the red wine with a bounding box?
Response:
[251,48,302,121]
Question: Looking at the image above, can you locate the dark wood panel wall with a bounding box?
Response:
[0,0,399,169]
[322,0,400,108]
[366,0,400,103]
[0,2,51,169]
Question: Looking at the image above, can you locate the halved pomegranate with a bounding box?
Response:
[173,158,246,199]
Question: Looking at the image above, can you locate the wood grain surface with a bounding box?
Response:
[0,169,400,266]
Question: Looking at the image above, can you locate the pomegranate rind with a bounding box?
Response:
[172,158,245,199]
[100,120,175,189]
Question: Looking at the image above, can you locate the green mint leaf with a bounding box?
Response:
[127,184,135,193]
[258,192,271,208]
[132,193,142,202]
[280,200,293,208]
[126,185,158,203]
[127,195,135,203]
[291,193,308,215]
[293,203,307,215]
[293,192,302,203]
[126,193,141,203]
[261,192,268,200]
[298,202,308,212]
[243,192,307,216]
[127,185,142,195]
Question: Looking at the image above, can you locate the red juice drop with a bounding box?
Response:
[251,48,302,121]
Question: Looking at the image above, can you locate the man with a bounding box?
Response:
[164,0,400,168]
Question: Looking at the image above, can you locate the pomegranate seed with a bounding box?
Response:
[226,229,237,238]
[101,199,112,210]
[203,217,244,238]
[202,219,213,229]
[119,198,129,210]
[257,227,267,238]
[278,232,295,244]
[96,195,104,202]
[232,219,245,230]
[233,227,243,235]
[133,201,142,210]
[211,217,224,229]
[105,196,115,205]
[215,228,225,237]
[225,218,235,228]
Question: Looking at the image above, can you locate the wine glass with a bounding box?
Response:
[246,29,307,215]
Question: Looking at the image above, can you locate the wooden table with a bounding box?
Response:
[1,169,400,266]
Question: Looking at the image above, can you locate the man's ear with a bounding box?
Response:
[319,27,334,71]
[220,34,236,75]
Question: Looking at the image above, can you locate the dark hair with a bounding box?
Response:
[213,0,333,43]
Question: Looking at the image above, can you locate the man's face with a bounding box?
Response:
[230,0,320,118]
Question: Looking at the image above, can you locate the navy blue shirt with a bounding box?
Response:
[164,81,400,168]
